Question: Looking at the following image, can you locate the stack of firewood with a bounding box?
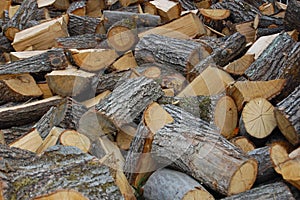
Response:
[0,0,299,199]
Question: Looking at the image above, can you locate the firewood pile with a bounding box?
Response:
[0,0,299,199]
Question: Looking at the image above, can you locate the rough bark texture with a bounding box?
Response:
[221,182,295,200]
[0,145,124,200]
[178,0,197,10]
[245,32,300,102]
[284,0,300,32]
[0,48,68,75]
[56,34,106,49]
[96,77,163,127]
[187,33,246,81]
[68,14,101,36]
[95,71,127,94]
[1,123,34,145]
[151,104,257,195]
[3,0,38,40]
[0,96,62,129]
[0,34,14,52]
[135,34,212,75]
[211,0,261,23]
[103,10,161,31]
[255,27,284,39]
[275,85,300,145]
[248,146,278,184]
[67,0,86,14]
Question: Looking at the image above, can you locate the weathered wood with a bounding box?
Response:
[96,76,163,127]
[0,96,62,129]
[187,32,247,81]
[68,14,102,36]
[66,0,86,16]
[109,51,137,72]
[0,34,14,52]
[3,0,38,40]
[245,32,300,102]
[135,34,211,75]
[143,168,214,200]
[0,145,124,199]
[274,85,300,145]
[56,34,106,49]
[0,74,43,105]
[255,26,284,39]
[253,14,284,29]
[0,123,33,145]
[284,0,300,32]
[95,71,125,94]
[235,21,256,43]
[221,182,295,200]
[0,48,68,75]
[152,104,258,195]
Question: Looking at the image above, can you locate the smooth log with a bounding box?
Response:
[96,76,163,127]
[274,85,300,145]
[56,34,106,49]
[143,168,214,200]
[221,182,295,200]
[0,96,62,129]
[68,14,102,36]
[151,104,258,195]
[135,34,211,75]
[284,0,300,32]
[0,48,68,75]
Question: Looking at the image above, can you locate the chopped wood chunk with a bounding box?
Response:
[224,54,255,75]
[9,129,43,152]
[200,8,230,20]
[149,0,181,22]
[60,130,91,153]
[230,136,255,153]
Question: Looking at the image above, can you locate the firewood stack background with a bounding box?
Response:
[0,0,299,199]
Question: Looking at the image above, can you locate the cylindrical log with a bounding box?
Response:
[274,85,300,145]
[135,34,212,75]
[143,168,214,200]
[68,14,102,36]
[151,104,258,196]
[221,182,295,200]
[56,34,106,49]
[284,0,300,32]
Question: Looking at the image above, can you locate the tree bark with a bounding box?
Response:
[68,14,102,36]
[151,104,258,196]
[56,34,106,49]
[284,0,300,32]
[0,48,68,75]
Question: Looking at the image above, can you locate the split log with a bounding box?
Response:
[66,0,86,16]
[86,0,104,17]
[0,48,67,75]
[138,13,206,39]
[135,34,212,75]
[211,0,261,23]
[82,90,111,108]
[102,10,161,31]
[12,16,69,51]
[68,14,102,36]
[36,126,64,154]
[96,76,163,127]
[116,122,136,150]
[38,83,53,98]
[230,136,255,153]
[143,168,214,200]
[37,0,70,10]
[3,0,38,40]
[10,50,46,61]
[109,51,137,72]
[9,128,43,152]
[107,18,139,53]
[224,54,255,75]
[0,123,34,145]
[187,32,247,81]
[56,34,106,49]
[235,21,256,43]
[200,8,230,20]
[221,182,295,200]
[0,1,11,18]
[274,85,300,145]
[284,0,300,32]
[71,49,119,72]
[253,14,284,29]
[151,104,258,195]
[227,79,286,111]
[1,145,124,199]
[0,96,62,129]
[46,68,97,98]
[245,32,300,102]
[149,0,181,22]
[0,74,43,105]
[248,146,278,184]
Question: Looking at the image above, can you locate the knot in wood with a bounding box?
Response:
[49,55,67,69]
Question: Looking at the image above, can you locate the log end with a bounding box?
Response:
[182,188,215,200]
[228,158,257,195]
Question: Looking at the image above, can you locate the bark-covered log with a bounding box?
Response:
[151,104,258,195]
[0,34,14,52]
[68,14,102,36]
[135,34,212,75]
[3,0,38,40]
[187,32,246,81]
[284,0,300,32]
[245,32,300,102]
[143,168,214,200]
[66,0,86,15]
[0,96,62,129]
[0,123,34,145]
[56,34,106,49]
[103,10,161,31]
[248,146,279,184]
[221,182,295,200]
[0,48,68,75]
[274,85,300,145]
[211,0,261,23]
[95,72,126,94]
[255,26,284,39]
[0,145,124,200]
[254,15,284,29]
[96,77,163,127]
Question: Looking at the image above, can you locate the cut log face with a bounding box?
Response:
[33,189,88,200]
[0,74,43,105]
[224,54,255,75]
[230,136,255,153]
[242,98,277,139]
[9,129,43,152]
[150,0,181,22]
[60,130,91,153]
[235,21,255,43]
[110,51,137,72]
[200,8,230,20]
[143,168,214,200]
[71,49,119,72]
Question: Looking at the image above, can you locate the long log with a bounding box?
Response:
[151,104,258,195]
[56,34,106,49]
[68,14,102,36]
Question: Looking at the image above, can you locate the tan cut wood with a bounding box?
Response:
[38,83,53,98]
[111,51,137,72]
[8,5,19,19]
[235,21,255,43]
[224,54,255,75]
[149,0,181,22]
[9,129,43,152]
[230,136,255,153]
[36,126,65,154]
[10,50,47,61]
[0,0,11,17]
[34,189,88,200]
[200,8,230,20]
[60,130,91,153]
[82,90,111,108]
